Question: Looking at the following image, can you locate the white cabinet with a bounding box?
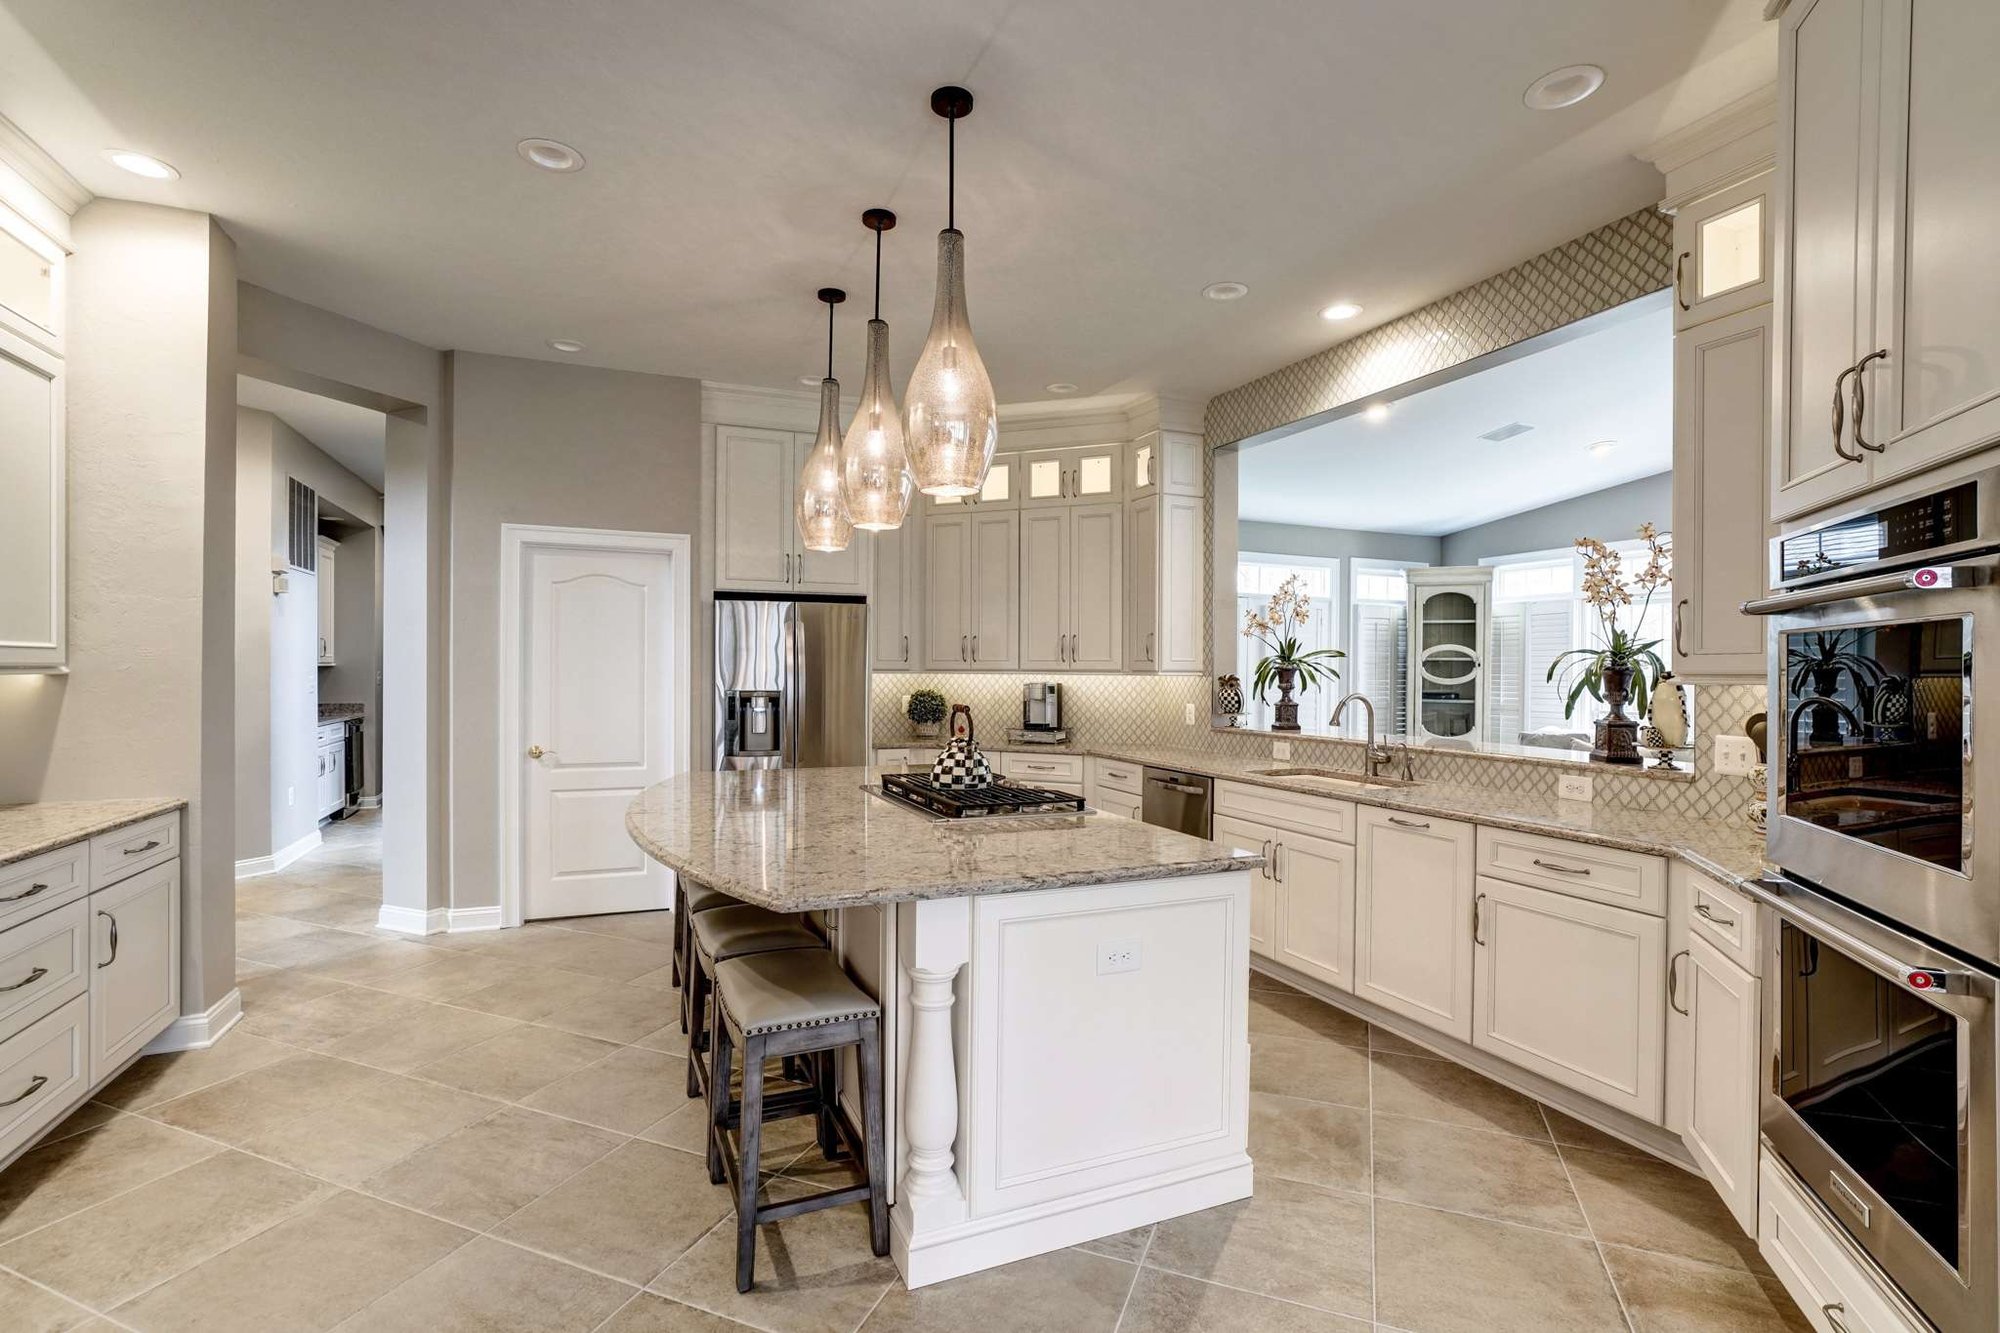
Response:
[1128,429,1204,501]
[1020,503,1123,672]
[1212,813,1277,961]
[1094,790,1141,821]
[1672,172,1773,331]
[922,510,1018,669]
[1675,932,1761,1234]
[1760,1154,1934,1333]
[997,751,1084,796]
[1406,568,1492,744]
[0,323,64,672]
[1354,807,1476,1039]
[1019,443,1122,509]
[316,726,347,820]
[714,425,868,593]
[316,536,338,666]
[1773,0,2000,521]
[1086,759,1143,819]
[1126,493,1203,673]
[1270,829,1357,993]
[925,451,1019,513]
[88,860,179,1083]
[1672,301,1772,678]
[1471,875,1666,1122]
[869,518,923,671]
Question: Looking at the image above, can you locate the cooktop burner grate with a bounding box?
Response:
[878,772,1086,819]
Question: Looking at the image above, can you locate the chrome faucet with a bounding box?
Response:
[1331,692,1394,778]
[1786,696,1862,782]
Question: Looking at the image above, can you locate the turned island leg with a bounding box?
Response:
[896,895,971,1251]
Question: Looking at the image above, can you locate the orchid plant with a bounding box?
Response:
[1241,574,1344,702]
[1546,524,1672,719]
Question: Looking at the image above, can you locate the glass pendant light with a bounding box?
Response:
[841,208,914,530]
[796,287,853,553]
[904,85,999,498]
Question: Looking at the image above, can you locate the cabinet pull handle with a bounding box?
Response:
[1831,363,1863,462]
[0,966,48,993]
[1851,349,1889,453]
[1532,858,1591,876]
[0,883,50,904]
[1673,250,1691,311]
[1694,902,1736,927]
[972,635,979,661]
[961,634,968,663]
[1387,815,1429,830]
[1821,1303,1850,1333]
[1272,842,1284,884]
[0,1075,47,1108]
[97,910,118,968]
[1259,839,1272,879]
[1146,631,1154,662]
[1673,598,1688,659]
[902,634,909,662]
[1669,949,1690,1015]
[124,840,161,856]
[1473,892,1486,946]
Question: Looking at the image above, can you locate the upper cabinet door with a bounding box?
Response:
[1017,508,1069,672]
[715,426,796,589]
[0,326,64,671]
[1154,494,1204,673]
[1673,173,1773,331]
[1866,0,2000,482]
[1020,444,1123,509]
[967,509,1019,670]
[0,212,62,356]
[1067,502,1124,671]
[924,451,1018,512]
[790,434,869,594]
[1773,0,1879,521]
[869,522,919,671]
[922,513,972,669]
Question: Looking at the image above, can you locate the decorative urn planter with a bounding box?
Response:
[1591,663,1642,765]
[1270,666,1302,732]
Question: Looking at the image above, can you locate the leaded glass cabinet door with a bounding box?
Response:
[1406,570,1492,744]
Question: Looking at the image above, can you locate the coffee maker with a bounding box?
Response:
[1022,682,1063,731]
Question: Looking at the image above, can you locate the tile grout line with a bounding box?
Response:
[1106,1223,1156,1333]
[1540,1102,1638,1333]
[0,1257,141,1331]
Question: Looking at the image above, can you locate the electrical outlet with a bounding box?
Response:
[1097,938,1141,975]
[1713,735,1758,776]
[1272,740,1292,760]
[1184,702,1198,725]
[1557,773,1593,802]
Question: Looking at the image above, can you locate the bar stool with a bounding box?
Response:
[706,947,887,1293]
[684,904,823,1099]
[673,879,738,996]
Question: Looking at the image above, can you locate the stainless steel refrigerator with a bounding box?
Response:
[714,594,869,770]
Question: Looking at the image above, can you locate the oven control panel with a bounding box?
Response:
[1776,478,1979,586]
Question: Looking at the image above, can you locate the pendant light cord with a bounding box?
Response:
[947,113,956,232]
[825,296,835,380]
[873,227,883,320]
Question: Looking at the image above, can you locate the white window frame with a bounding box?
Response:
[1235,552,1342,730]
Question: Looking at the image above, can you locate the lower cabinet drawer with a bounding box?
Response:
[1476,825,1665,915]
[1759,1154,1932,1333]
[1002,752,1085,785]
[1089,758,1142,796]
[90,812,180,890]
[0,995,88,1163]
[0,898,89,1044]
[0,844,89,935]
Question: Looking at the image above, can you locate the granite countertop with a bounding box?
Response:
[0,799,186,868]
[626,767,1262,913]
[318,703,365,722]
[878,737,1768,892]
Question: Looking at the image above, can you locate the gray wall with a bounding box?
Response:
[1238,521,1442,565]
[445,351,703,913]
[1439,471,1671,565]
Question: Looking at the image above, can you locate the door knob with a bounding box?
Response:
[527,745,545,759]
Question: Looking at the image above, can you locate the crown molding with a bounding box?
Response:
[0,113,88,247]
[1638,86,1778,215]
[702,380,851,432]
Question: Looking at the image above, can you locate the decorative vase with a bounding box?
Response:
[912,720,940,739]
[1806,666,1845,742]
[1271,665,1301,732]
[1591,662,1642,765]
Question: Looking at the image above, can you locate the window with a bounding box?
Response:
[1235,555,1339,729]
[1349,561,1417,737]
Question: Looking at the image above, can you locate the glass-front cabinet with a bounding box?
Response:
[1405,567,1492,744]
[1672,171,1770,331]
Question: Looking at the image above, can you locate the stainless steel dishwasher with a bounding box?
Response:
[1141,766,1212,838]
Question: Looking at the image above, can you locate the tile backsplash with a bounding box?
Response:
[871,672,1769,823]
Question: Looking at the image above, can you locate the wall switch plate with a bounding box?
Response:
[1184,702,1198,725]
[1558,773,1593,802]
[1713,735,1758,776]
[1273,740,1292,760]
[1097,938,1140,975]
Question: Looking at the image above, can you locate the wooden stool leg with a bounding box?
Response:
[671,883,685,988]
[705,1001,732,1186]
[735,1033,767,1294]
[858,1017,889,1256]
[814,1050,838,1161]
[684,959,707,1099]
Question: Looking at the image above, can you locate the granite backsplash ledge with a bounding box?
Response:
[870,673,1768,822]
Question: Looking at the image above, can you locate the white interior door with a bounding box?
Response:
[522,543,678,919]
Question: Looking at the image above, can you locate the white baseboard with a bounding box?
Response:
[234,829,322,879]
[357,795,382,809]
[377,904,448,935]
[142,988,243,1054]
[448,906,502,934]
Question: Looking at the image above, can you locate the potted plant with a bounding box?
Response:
[906,689,947,739]
[1786,630,1886,742]
[1241,574,1343,732]
[1546,524,1671,765]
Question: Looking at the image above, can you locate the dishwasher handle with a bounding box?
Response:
[1147,777,1206,795]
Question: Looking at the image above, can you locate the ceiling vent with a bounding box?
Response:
[1478,422,1535,443]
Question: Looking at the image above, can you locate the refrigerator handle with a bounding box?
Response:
[785,601,800,768]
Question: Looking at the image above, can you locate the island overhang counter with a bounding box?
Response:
[627,765,1262,1288]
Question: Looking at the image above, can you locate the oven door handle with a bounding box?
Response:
[1742,878,1993,1018]
[1742,561,1989,616]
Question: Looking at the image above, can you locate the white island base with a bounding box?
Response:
[829,868,1254,1288]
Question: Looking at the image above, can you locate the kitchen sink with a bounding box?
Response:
[1248,766,1420,789]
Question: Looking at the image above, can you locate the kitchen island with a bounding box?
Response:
[627,765,1261,1288]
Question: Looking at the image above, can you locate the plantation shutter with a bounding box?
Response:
[1489,608,1524,744]
[1523,600,1576,732]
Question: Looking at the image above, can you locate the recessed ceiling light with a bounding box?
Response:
[516,138,585,172]
[104,149,179,180]
[1523,64,1605,111]
[798,375,822,387]
[1045,382,1080,395]
[547,338,585,353]
[1202,281,1249,302]
[1318,301,1362,321]
[1586,439,1618,456]
[1363,402,1392,423]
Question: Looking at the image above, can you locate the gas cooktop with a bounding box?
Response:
[876,772,1086,819]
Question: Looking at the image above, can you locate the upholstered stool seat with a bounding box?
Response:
[671,880,739,991]
[682,904,823,1098]
[707,948,887,1292]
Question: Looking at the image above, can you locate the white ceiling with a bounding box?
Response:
[237,375,388,490]
[0,1,1772,402]
[1238,296,1673,535]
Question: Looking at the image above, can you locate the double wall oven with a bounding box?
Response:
[1747,470,2000,1332]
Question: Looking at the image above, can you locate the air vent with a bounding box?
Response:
[1479,422,1535,442]
[287,478,319,572]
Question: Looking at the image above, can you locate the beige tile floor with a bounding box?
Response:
[0,812,1811,1332]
